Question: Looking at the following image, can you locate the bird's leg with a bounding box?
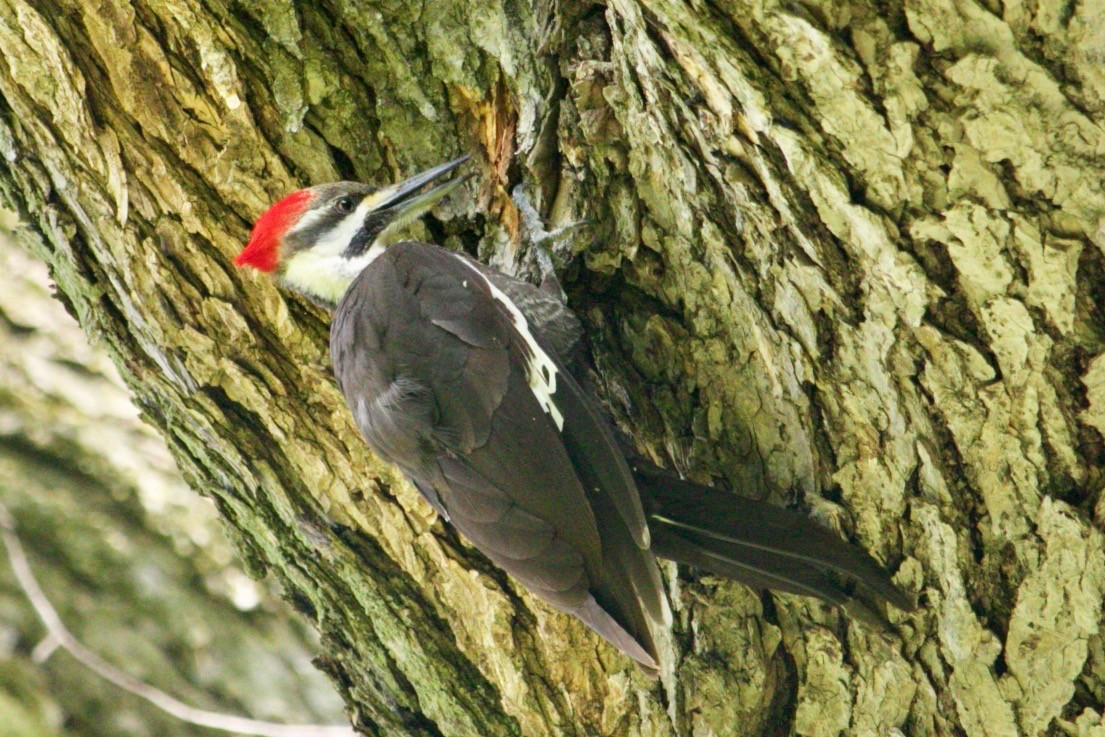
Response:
[511,182,588,297]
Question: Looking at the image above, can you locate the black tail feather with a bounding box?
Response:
[634,467,915,617]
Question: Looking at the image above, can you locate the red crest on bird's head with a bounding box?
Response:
[234,189,315,272]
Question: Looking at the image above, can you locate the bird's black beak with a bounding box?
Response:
[371,155,472,222]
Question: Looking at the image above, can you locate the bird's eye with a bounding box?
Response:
[335,196,354,212]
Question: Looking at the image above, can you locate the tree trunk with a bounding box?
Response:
[0,236,347,737]
[2,0,1104,734]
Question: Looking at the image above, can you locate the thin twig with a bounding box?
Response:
[0,501,356,737]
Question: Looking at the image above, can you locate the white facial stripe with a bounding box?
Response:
[282,243,385,304]
[308,197,378,257]
[362,187,393,211]
[286,204,330,236]
[280,196,384,303]
[453,253,564,430]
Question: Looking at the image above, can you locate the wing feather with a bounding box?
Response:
[454,254,650,551]
[330,241,662,668]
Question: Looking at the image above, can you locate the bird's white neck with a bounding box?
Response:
[279,244,384,307]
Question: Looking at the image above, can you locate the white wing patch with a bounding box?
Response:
[453,254,565,431]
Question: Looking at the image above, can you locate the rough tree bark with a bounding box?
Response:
[1,0,1104,734]
[0,236,346,737]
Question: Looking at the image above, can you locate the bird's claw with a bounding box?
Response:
[511,183,588,294]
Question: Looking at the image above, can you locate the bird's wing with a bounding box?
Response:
[410,477,449,520]
[456,253,651,551]
[477,265,584,369]
[330,241,659,668]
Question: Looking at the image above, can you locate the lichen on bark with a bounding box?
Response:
[1,0,1104,734]
[0,237,347,737]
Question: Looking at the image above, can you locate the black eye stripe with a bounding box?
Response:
[336,196,355,212]
[342,215,388,258]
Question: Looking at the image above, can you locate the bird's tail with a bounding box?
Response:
[633,466,914,623]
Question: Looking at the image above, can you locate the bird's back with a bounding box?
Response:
[330,241,665,671]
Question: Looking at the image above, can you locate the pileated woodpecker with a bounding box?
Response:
[234,156,913,673]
